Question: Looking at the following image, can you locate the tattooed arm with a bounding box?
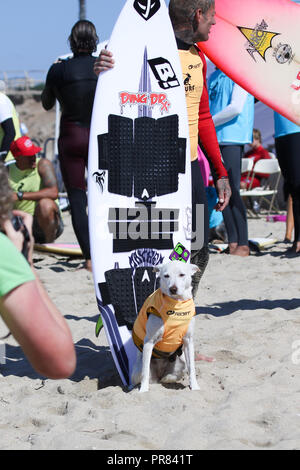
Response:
[13,159,59,203]
[215,177,231,212]
[37,158,59,199]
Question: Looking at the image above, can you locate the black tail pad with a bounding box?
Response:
[98,133,109,170]
[104,268,137,329]
[134,267,157,313]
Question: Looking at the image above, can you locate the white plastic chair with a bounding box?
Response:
[240,158,281,215]
[240,158,254,186]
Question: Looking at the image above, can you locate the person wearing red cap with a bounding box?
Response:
[8,136,63,243]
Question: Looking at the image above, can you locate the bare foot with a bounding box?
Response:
[232,245,250,257]
[229,242,238,254]
[85,259,93,271]
[195,353,215,363]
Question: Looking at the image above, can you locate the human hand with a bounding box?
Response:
[94,49,114,76]
[1,217,25,254]
[12,210,34,264]
[215,177,231,211]
[1,211,34,263]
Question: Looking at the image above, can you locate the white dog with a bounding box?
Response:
[131,260,200,393]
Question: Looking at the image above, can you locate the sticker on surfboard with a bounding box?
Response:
[200,0,300,125]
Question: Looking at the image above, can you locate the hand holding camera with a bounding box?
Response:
[1,211,33,263]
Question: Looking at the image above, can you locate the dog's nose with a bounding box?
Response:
[170,285,178,295]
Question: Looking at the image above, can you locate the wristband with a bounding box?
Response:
[17,190,24,201]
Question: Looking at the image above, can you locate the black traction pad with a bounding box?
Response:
[99,115,134,196]
[97,114,186,199]
[99,266,157,329]
[154,115,182,197]
[134,267,158,314]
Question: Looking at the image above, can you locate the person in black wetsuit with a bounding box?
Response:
[41,20,99,271]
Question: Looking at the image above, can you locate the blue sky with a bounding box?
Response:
[0,0,168,80]
[0,0,298,81]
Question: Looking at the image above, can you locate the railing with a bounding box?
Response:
[0,70,46,95]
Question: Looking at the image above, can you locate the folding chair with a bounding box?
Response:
[240,158,254,185]
[240,158,281,216]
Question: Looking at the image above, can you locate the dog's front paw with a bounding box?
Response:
[160,374,178,384]
[190,381,200,391]
[139,383,149,393]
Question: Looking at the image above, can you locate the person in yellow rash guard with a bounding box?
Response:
[8,136,63,243]
[132,288,196,359]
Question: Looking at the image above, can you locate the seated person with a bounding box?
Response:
[8,136,63,243]
[241,128,271,190]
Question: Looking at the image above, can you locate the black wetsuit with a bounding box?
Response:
[275,131,300,242]
[42,53,97,260]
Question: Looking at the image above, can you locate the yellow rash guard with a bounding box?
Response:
[132,288,195,358]
[178,46,204,162]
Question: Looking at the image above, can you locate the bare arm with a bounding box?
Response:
[0,281,75,379]
[13,159,58,203]
[0,215,76,379]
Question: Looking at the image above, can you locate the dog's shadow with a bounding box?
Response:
[161,382,186,390]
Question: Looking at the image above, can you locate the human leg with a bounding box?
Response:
[58,122,91,268]
[191,159,209,298]
[220,145,249,256]
[67,188,91,262]
[33,199,63,243]
[285,195,294,242]
[276,132,300,253]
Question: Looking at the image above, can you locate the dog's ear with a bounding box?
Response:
[153,265,162,273]
[189,263,200,274]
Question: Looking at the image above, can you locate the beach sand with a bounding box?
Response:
[1,211,300,451]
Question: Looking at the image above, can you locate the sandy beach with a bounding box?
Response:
[1,208,300,451]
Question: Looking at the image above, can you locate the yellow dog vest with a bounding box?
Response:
[132,288,195,358]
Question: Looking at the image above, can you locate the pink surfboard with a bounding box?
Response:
[200,0,300,125]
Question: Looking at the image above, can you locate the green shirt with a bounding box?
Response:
[8,159,42,215]
[8,159,60,216]
[0,233,34,298]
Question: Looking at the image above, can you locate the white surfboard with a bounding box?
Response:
[88,0,192,388]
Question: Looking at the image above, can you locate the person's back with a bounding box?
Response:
[208,69,254,145]
[41,20,99,271]
[42,54,97,127]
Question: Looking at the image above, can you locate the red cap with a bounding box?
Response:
[10,136,42,157]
